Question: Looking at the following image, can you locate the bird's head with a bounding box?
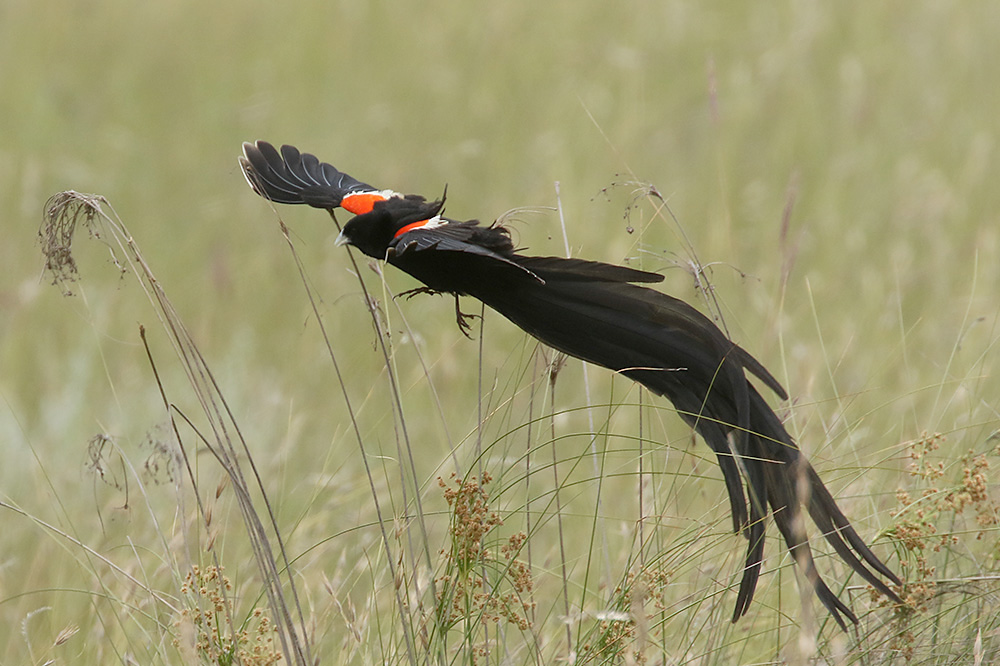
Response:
[336,195,445,259]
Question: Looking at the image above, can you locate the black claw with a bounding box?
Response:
[453,295,480,339]
[397,286,439,300]
[393,288,478,338]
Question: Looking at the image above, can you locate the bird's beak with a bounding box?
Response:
[334,230,350,247]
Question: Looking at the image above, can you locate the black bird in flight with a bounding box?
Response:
[239,140,901,629]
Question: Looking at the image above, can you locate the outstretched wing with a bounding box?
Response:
[240,141,382,209]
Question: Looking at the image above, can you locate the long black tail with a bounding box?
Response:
[469,255,902,628]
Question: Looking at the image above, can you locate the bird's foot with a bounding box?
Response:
[454,295,480,339]
[397,286,440,300]
[395,288,478,338]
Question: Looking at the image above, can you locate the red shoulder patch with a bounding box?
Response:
[341,192,387,215]
[393,219,432,239]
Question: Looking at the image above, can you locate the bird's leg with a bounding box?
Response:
[394,288,479,338]
[397,286,441,300]
[453,294,480,339]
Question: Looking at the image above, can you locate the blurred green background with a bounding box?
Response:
[2,1,999,663]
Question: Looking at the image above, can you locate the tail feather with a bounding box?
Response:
[766,460,860,629]
[731,452,768,621]
[805,467,903,590]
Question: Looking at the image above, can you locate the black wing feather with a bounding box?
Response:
[393,223,544,284]
[240,140,376,208]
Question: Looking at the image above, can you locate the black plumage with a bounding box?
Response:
[240,140,902,628]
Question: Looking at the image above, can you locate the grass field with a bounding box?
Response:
[3,2,1000,664]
